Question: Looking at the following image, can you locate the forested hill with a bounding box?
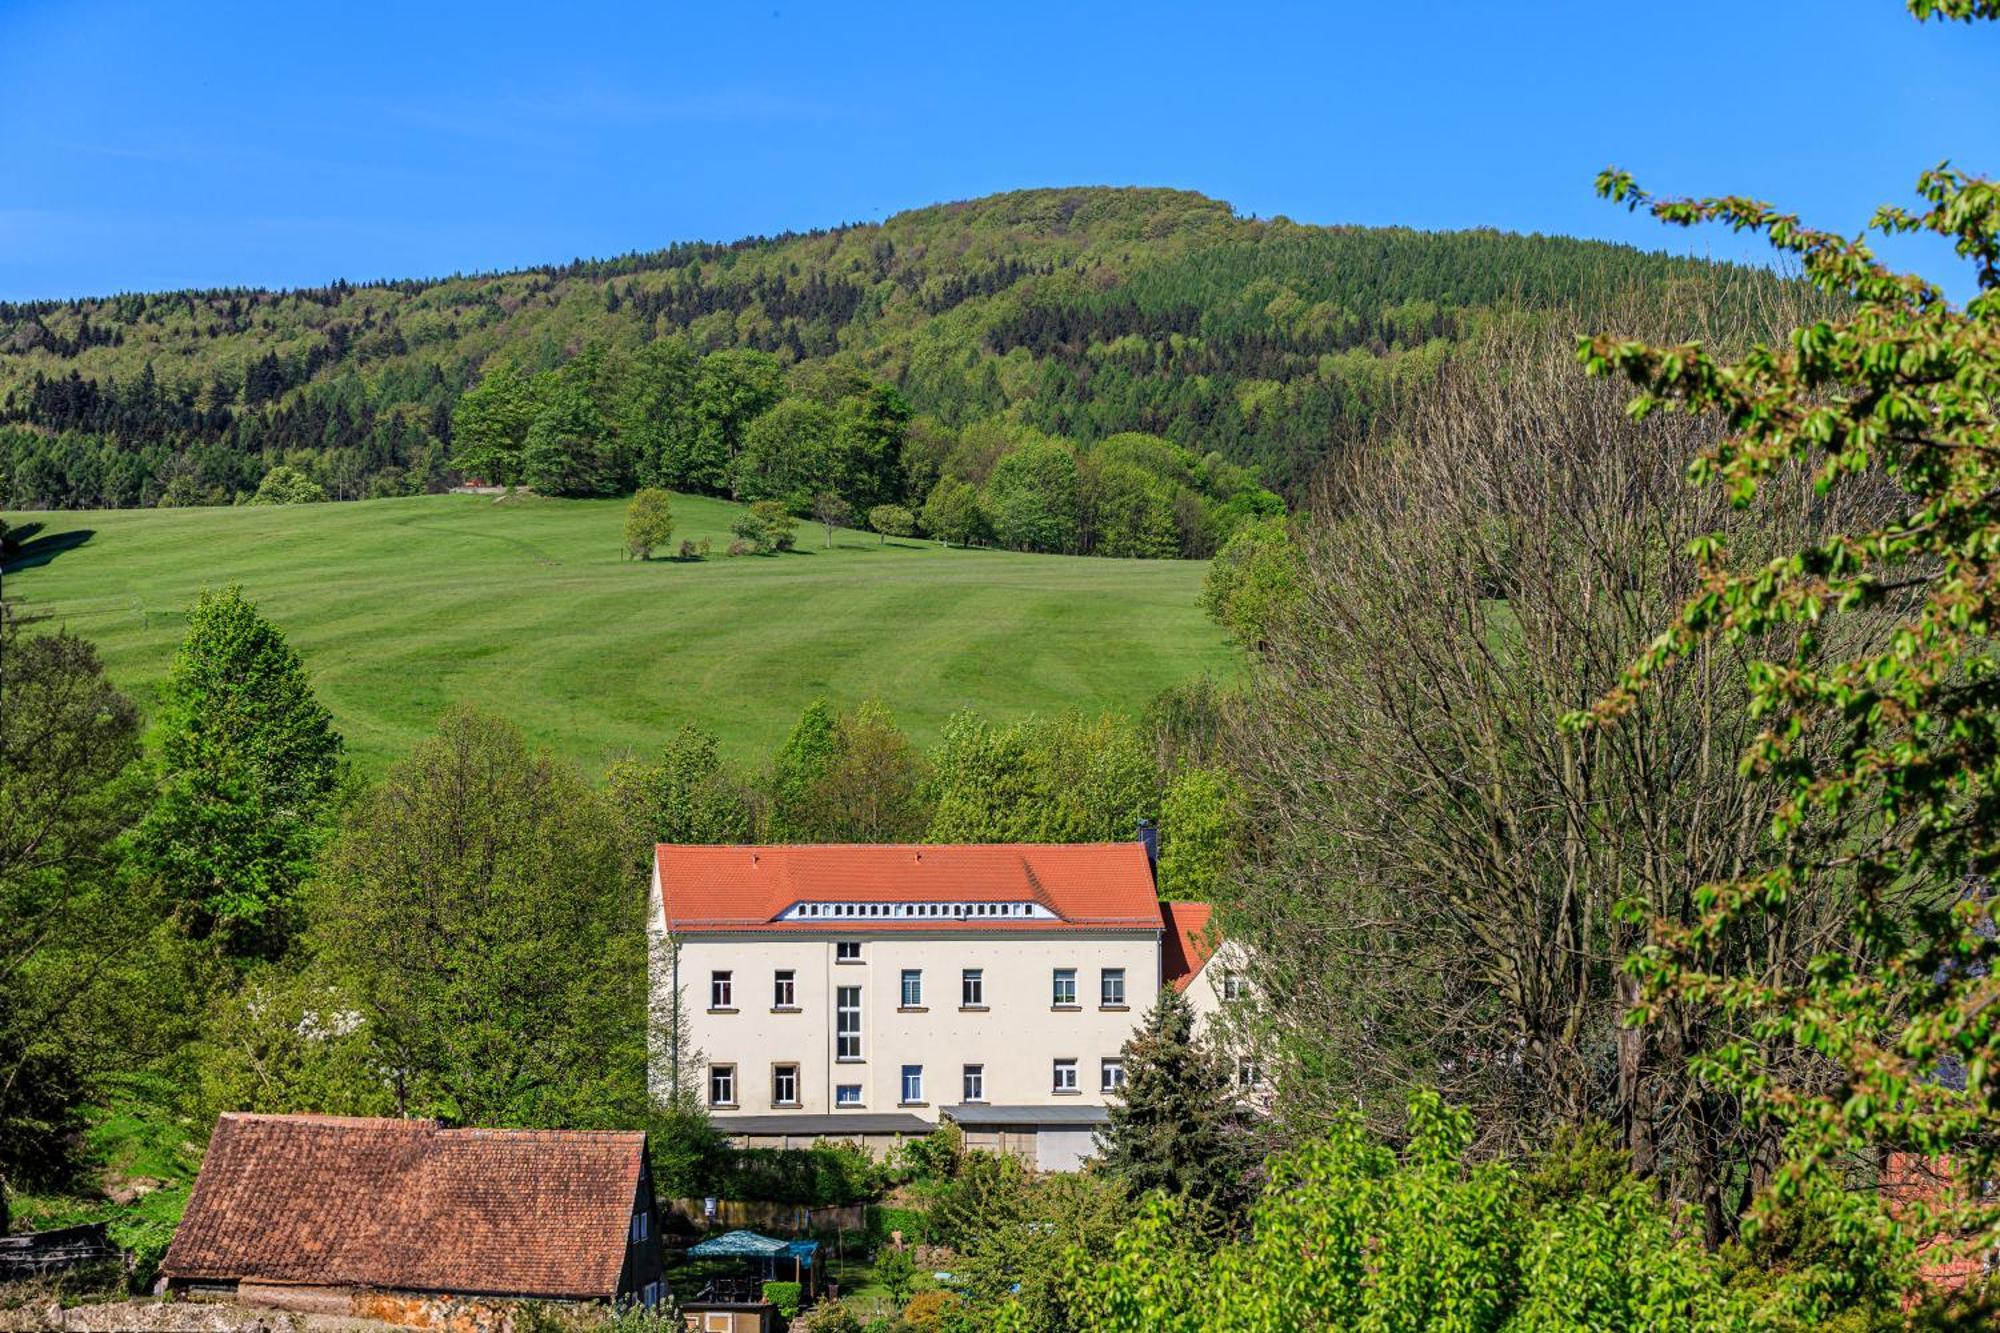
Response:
[0,187,1774,545]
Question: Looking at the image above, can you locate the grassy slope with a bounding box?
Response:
[1,492,1234,772]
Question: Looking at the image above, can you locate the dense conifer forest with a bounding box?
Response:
[0,187,1779,556]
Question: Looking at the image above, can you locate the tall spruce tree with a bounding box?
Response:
[138,586,343,959]
[1096,987,1254,1230]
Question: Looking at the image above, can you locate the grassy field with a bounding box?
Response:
[1,493,1236,773]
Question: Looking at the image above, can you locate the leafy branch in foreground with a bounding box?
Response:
[1570,0,2000,1264]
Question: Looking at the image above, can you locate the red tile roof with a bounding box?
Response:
[656,842,1161,932]
[1161,900,1218,992]
[162,1114,644,1300]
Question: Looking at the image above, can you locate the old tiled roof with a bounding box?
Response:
[162,1113,644,1299]
[1161,900,1218,992]
[656,842,1162,932]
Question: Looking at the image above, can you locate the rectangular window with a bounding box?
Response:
[961,968,984,1007]
[631,1210,649,1242]
[900,968,924,1008]
[835,1084,863,1107]
[901,1064,924,1104]
[1101,1058,1126,1092]
[1052,968,1078,1007]
[1052,1058,1078,1093]
[709,970,733,1009]
[708,1064,736,1107]
[836,941,862,962]
[963,1063,985,1102]
[1222,970,1249,1002]
[773,970,796,1008]
[1237,1058,1264,1089]
[836,986,862,1060]
[773,1064,799,1106]
[1101,968,1126,1007]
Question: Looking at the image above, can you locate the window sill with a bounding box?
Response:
[836,1056,866,1064]
[1051,1088,1081,1097]
[835,959,865,965]
[710,1102,740,1111]
[897,1005,928,1014]
[962,1097,988,1104]
[959,1004,989,1012]
[772,1101,801,1109]
[1099,1004,1130,1012]
[707,1007,739,1015]
[898,1101,929,1109]
[1050,1004,1081,1012]
[770,1006,801,1014]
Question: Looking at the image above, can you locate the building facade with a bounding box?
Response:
[652,841,1222,1168]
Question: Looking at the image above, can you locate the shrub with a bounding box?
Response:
[727,539,756,557]
[868,1204,928,1245]
[761,1280,804,1317]
[624,487,674,559]
[900,1290,963,1332]
[876,1245,918,1306]
[678,539,699,560]
[868,503,916,544]
[790,1299,864,1333]
[707,1143,892,1207]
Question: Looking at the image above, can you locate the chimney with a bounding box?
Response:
[1137,818,1159,880]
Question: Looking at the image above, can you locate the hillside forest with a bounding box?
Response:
[0,187,1789,557]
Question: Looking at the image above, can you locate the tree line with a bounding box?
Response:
[0,186,1783,514]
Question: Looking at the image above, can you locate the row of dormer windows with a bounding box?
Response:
[706,966,1129,1011]
[784,900,1050,920]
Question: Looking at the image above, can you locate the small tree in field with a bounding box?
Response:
[812,491,852,548]
[624,487,674,560]
[868,503,915,545]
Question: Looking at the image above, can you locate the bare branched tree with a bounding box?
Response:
[1225,298,1893,1242]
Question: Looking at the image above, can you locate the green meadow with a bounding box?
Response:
[1,493,1236,773]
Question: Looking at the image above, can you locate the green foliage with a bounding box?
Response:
[762,1281,804,1317]
[791,1298,865,1333]
[523,367,612,496]
[731,498,798,552]
[607,724,753,847]
[982,438,1081,553]
[248,463,326,505]
[875,1245,918,1306]
[0,615,151,1196]
[1154,765,1242,902]
[308,707,644,1126]
[924,709,1153,843]
[770,699,929,842]
[452,362,536,485]
[868,503,916,542]
[868,1204,929,1246]
[0,188,1780,515]
[928,1150,1126,1331]
[623,487,674,559]
[919,478,984,547]
[1096,988,1254,1231]
[708,1142,893,1207]
[1047,1092,1913,1332]
[1571,5,2000,1259]
[898,1289,963,1332]
[1198,514,1298,647]
[136,585,343,959]
[893,1123,963,1184]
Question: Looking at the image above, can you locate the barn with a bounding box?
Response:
[161,1113,665,1324]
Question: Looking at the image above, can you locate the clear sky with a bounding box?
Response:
[2,0,1995,301]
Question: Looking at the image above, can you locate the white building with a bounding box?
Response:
[650,840,1224,1171]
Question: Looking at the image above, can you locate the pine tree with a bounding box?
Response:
[1096,987,1253,1230]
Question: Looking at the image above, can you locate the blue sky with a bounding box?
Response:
[2,0,1995,301]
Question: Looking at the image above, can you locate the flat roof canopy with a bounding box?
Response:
[941,1103,1110,1127]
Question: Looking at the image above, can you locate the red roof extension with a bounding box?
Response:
[162,1113,644,1299]
[656,842,1162,933]
[1161,900,1218,992]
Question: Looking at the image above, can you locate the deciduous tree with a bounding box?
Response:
[624,487,674,560]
